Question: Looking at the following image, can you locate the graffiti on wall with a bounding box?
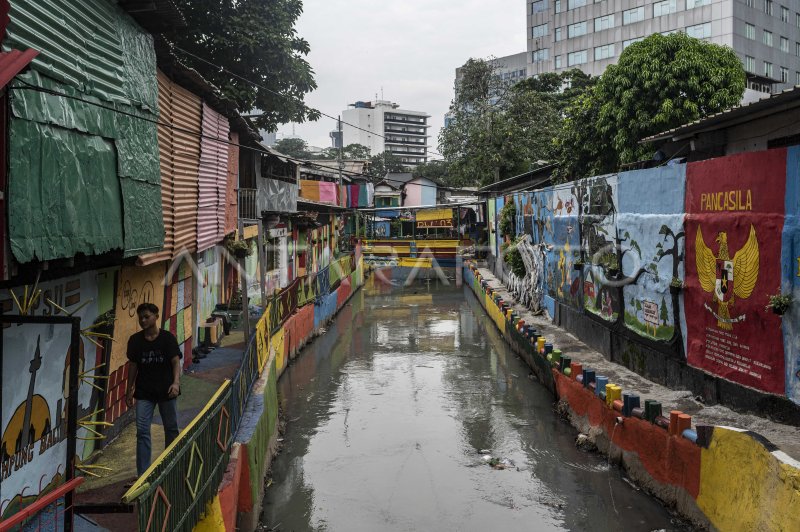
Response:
[783,147,800,404]
[685,150,786,394]
[163,259,194,367]
[196,248,221,333]
[580,174,620,321]
[0,273,99,518]
[110,263,166,372]
[618,165,687,341]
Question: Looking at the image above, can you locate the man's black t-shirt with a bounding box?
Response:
[127,329,181,402]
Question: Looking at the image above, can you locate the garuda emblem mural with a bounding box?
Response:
[695,225,759,330]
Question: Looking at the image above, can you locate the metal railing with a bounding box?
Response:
[123,382,232,532]
[238,188,258,221]
[121,250,359,530]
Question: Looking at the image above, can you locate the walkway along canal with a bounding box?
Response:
[260,273,685,531]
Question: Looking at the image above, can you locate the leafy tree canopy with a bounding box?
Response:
[439,58,562,187]
[171,0,319,131]
[412,160,451,185]
[367,152,408,179]
[274,137,311,159]
[554,33,745,180]
[314,143,372,160]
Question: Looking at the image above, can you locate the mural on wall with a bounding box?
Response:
[0,273,100,519]
[163,259,194,367]
[783,147,800,404]
[110,263,166,372]
[685,150,786,394]
[580,174,621,322]
[549,183,581,308]
[487,198,497,257]
[618,165,687,341]
[196,247,221,334]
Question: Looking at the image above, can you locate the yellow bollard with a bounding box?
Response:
[605,384,622,408]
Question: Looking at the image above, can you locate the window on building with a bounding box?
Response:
[764,61,773,78]
[686,0,710,8]
[555,0,563,13]
[568,21,589,37]
[555,55,563,68]
[623,36,645,48]
[653,0,677,17]
[781,66,788,83]
[797,12,800,28]
[623,6,645,24]
[594,43,615,60]
[568,49,588,66]
[764,30,773,46]
[533,23,548,37]
[745,0,753,6]
[555,27,563,40]
[687,22,712,38]
[781,36,789,52]
[796,42,800,56]
[796,71,800,85]
[764,0,773,16]
[532,48,550,61]
[745,23,755,39]
[531,0,548,13]
[781,6,789,22]
[594,14,615,31]
[745,55,755,72]
[568,0,587,8]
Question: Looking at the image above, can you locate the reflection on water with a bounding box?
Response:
[261,276,685,531]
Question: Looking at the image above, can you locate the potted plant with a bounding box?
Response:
[669,277,683,295]
[766,293,793,316]
[226,237,252,259]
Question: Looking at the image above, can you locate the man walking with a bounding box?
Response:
[126,303,182,477]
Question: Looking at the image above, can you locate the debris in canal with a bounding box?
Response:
[576,433,598,452]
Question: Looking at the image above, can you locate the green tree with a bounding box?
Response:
[274,137,311,159]
[171,0,319,130]
[660,296,669,325]
[439,58,560,187]
[367,151,407,179]
[343,143,372,159]
[412,160,450,184]
[555,33,745,179]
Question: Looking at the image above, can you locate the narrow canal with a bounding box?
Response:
[261,276,684,531]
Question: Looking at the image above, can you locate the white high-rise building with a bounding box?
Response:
[528,0,800,98]
[341,100,430,165]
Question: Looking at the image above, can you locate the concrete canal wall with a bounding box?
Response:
[195,258,366,531]
[464,262,800,531]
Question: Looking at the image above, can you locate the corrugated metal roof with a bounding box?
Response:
[171,82,202,254]
[197,103,229,252]
[641,86,800,143]
[139,71,202,264]
[225,131,239,235]
[139,71,175,265]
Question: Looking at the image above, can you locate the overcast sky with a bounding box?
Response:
[277,0,527,156]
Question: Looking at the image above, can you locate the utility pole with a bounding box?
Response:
[337,115,343,186]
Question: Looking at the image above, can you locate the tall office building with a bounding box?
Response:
[341,100,430,166]
[527,0,800,97]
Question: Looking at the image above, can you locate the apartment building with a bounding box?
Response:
[341,100,430,165]
[528,0,800,96]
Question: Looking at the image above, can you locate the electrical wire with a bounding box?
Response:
[9,79,471,193]
[170,44,448,158]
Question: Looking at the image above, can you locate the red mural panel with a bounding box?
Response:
[684,149,786,394]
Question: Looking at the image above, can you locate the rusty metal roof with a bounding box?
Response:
[154,37,259,142]
[641,86,800,144]
[0,47,37,89]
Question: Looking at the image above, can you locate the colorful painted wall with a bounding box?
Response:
[464,262,800,531]
[0,273,101,519]
[492,147,800,403]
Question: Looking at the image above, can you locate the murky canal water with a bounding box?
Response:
[261,277,684,531]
